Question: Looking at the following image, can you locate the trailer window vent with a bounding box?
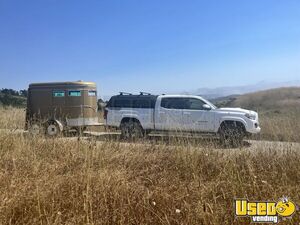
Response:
[69,91,81,97]
[88,91,97,96]
[53,91,65,97]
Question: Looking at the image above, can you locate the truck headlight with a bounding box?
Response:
[245,113,256,120]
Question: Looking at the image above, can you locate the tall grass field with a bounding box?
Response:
[0,106,299,224]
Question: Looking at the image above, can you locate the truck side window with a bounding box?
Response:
[184,98,206,110]
[161,98,170,108]
[114,99,132,108]
[133,99,151,108]
[69,91,81,97]
[161,98,187,109]
[88,91,97,96]
[53,91,65,97]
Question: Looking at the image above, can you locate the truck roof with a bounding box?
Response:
[107,94,158,108]
[109,94,158,100]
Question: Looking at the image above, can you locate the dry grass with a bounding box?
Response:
[0,107,25,129]
[230,87,300,111]
[0,107,300,224]
[257,110,300,142]
[0,133,299,225]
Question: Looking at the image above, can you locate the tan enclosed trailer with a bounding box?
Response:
[25,81,100,136]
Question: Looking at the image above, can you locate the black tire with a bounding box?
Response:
[219,122,245,148]
[120,120,144,140]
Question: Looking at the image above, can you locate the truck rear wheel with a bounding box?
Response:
[120,120,144,140]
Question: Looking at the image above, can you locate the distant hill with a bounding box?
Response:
[0,94,26,107]
[0,89,27,107]
[210,94,240,108]
[215,87,300,113]
[185,80,300,99]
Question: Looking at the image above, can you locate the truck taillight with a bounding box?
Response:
[103,109,108,120]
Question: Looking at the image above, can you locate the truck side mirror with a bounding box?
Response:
[202,104,211,110]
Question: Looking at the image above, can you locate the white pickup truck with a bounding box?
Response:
[104,93,261,145]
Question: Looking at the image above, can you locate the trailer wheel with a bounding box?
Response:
[46,121,61,137]
[120,120,144,140]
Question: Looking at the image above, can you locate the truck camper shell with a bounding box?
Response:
[106,93,158,109]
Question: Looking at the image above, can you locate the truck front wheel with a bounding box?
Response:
[219,122,245,148]
[120,120,144,140]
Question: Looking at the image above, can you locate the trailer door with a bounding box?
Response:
[52,90,66,119]
[66,90,83,125]
[83,90,98,124]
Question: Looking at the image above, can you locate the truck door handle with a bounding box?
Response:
[183,112,191,115]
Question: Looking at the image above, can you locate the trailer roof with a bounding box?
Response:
[29,81,96,88]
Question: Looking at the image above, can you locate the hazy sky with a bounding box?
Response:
[0,0,300,97]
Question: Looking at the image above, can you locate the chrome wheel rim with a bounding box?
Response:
[47,124,58,136]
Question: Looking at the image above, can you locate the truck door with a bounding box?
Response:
[155,97,184,131]
[181,98,215,132]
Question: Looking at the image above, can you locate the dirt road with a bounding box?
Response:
[1,128,299,151]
